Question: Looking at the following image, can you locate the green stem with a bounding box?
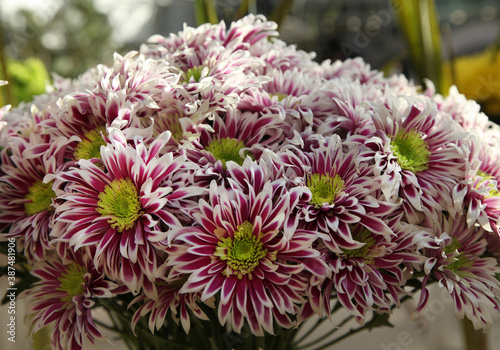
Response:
[492,23,500,61]
[194,0,208,25]
[194,0,218,26]
[269,0,294,28]
[94,319,120,332]
[393,0,447,94]
[97,299,183,350]
[205,0,218,24]
[312,323,365,350]
[293,316,329,344]
[233,0,249,20]
[462,318,488,350]
[298,314,354,349]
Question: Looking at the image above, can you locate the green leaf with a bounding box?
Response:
[393,0,449,94]
[365,312,394,331]
[194,0,219,26]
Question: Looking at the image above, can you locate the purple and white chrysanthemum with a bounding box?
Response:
[143,14,278,61]
[184,107,283,184]
[130,272,212,334]
[2,13,500,345]
[22,251,119,350]
[255,37,318,74]
[168,180,329,335]
[316,81,382,139]
[452,136,500,234]
[0,135,71,261]
[433,86,490,132]
[415,215,500,330]
[300,216,429,322]
[361,97,468,225]
[273,134,396,251]
[238,67,333,133]
[316,57,384,85]
[51,130,201,297]
[142,20,270,119]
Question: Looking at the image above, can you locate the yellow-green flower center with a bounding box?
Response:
[390,128,431,173]
[445,255,474,273]
[339,227,376,262]
[74,127,107,160]
[307,173,344,207]
[182,65,206,83]
[443,238,474,278]
[444,237,462,255]
[24,180,56,216]
[214,221,267,279]
[96,178,142,232]
[487,188,500,198]
[476,170,500,198]
[57,263,87,300]
[270,92,288,101]
[206,137,248,169]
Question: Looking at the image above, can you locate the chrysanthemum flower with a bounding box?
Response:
[167,180,329,335]
[1,12,500,346]
[22,251,119,350]
[317,57,384,84]
[51,130,201,297]
[41,51,186,161]
[316,81,382,139]
[238,68,334,136]
[363,97,468,225]
[41,89,148,161]
[273,134,396,251]
[415,215,500,330]
[184,107,283,185]
[452,137,500,234]
[0,135,71,261]
[432,86,490,134]
[0,98,55,145]
[142,14,278,60]
[130,272,212,334]
[142,21,269,120]
[255,37,318,74]
[300,216,428,322]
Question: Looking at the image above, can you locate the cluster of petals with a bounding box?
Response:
[0,14,499,348]
[22,251,119,350]
[415,215,500,330]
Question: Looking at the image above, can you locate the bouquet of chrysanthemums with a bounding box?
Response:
[1,14,500,350]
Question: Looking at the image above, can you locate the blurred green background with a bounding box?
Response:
[1,0,500,118]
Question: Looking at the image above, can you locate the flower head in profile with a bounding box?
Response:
[300,216,428,323]
[168,179,329,335]
[22,251,118,350]
[433,86,490,134]
[316,81,380,140]
[317,57,384,84]
[130,272,212,334]
[0,135,71,261]
[52,130,201,297]
[415,215,500,330]
[452,137,500,234]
